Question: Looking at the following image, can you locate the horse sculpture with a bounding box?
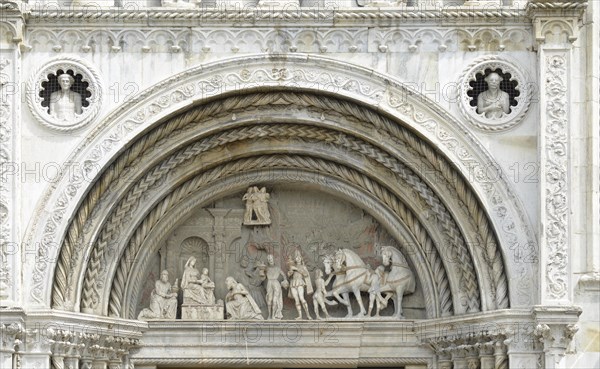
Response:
[322,249,372,317]
[380,246,416,319]
[322,247,415,319]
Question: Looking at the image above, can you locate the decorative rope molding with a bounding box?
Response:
[49,90,507,314]
[26,8,525,22]
[22,2,588,24]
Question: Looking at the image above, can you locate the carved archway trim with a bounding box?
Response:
[28,54,534,312]
[56,96,502,318]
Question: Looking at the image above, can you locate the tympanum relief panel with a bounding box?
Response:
[136,187,424,321]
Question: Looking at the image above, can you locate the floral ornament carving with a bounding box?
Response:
[26,56,103,131]
[0,58,12,306]
[458,56,532,132]
[544,54,568,300]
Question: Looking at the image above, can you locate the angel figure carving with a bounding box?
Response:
[243,186,271,225]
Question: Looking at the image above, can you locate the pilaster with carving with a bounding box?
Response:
[207,209,231,281]
[530,0,586,304]
[0,2,23,310]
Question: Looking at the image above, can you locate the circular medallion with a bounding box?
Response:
[459,56,532,132]
[27,56,103,131]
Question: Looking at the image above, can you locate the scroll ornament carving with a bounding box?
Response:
[458,55,532,132]
[544,54,568,300]
[0,58,12,306]
[26,56,103,131]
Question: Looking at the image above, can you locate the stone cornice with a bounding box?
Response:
[15,2,582,27]
[527,0,587,44]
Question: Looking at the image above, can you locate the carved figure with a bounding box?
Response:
[380,246,416,319]
[287,249,313,320]
[367,266,392,317]
[476,72,510,119]
[239,257,268,311]
[137,270,178,320]
[324,249,372,317]
[262,254,288,320]
[181,257,215,305]
[312,269,336,319]
[243,186,271,225]
[224,277,264,320]
[49,74,82,122]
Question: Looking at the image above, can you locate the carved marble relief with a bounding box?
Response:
[26,56,102,131]
[136,187,423,320]
[243,186,271,225]
[458,56,533,132]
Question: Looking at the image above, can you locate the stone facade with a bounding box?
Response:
[0,0,598,368]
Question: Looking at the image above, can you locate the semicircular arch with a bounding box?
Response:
[24,54,535,313]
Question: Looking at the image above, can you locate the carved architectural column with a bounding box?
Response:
[0,322,23,368]
[0,2,23,310]
[533,306,582,369]
[207,208,230,292]
[429,333,508,369]
[19,329,52,369]
[479,342,495,369]
[530,0,585,305]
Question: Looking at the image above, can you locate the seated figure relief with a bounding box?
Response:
[138,270,178,320]
[181,256,216,305]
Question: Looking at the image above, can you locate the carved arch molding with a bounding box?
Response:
[50,90,509,319]
[26,55,536,319]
